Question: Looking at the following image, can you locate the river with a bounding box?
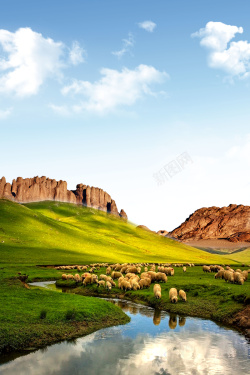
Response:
[0,281,249,375]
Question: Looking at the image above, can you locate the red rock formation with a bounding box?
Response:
[0,176,127,218]
[119,209,128,220]
[169,204,250,242]
[157,230,168,236]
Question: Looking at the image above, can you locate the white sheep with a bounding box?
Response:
[169,288,178,303]
[153,284,161,299]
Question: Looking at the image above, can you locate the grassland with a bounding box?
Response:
[224,248,250,264]
[0,199,240,265]
[57,265,250,333]
[0,199,249,354]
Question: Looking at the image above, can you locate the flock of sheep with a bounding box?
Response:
[57,262,249,304]
[58,262,194,303]
[203,265,249,285]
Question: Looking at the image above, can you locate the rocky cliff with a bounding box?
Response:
[0,176,127,219]
[169,204,250,242]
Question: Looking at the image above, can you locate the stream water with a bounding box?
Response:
[0,281,249,375]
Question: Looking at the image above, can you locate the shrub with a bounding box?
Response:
[39,310,47,319]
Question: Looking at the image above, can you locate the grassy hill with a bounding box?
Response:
[0,199,239,265]
[223,248,250,264]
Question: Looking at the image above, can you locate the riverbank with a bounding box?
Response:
[56,265,250,338]
[0,274,130,355]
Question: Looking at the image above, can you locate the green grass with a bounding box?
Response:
[0,198,248,353]
[224,248,250,264]
[0,199,239,265]
[64,265,250,325]
[0,274,129,354]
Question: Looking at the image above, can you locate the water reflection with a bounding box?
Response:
[0,299,249,375]
[153,309,161,326]
[168,314,177,330]
[179,317,186,327]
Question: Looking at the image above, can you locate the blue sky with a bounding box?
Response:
[0,0,250,230]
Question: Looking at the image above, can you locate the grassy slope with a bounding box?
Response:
[0,199,238,265]
[224,249,250,264]
[0,199,248,353]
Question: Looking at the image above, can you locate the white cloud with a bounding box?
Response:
[192,21,250,78]
[49,104,70,116]
[112,33,134,59]
[0,27,85,97]
[61,64,168,113]
[0,107,12,119]
[69,41,86,65]
[0,27,65,97]
[138,21,156,33]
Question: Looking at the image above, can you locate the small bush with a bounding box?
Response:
[39,310,47,319]
[65,309,76,320]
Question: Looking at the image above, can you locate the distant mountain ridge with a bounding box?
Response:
[0,176,127,219]
[169,204,250,243]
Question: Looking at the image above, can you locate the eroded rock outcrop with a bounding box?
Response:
[0,176,127,219]
[169,204,250,242]
[157,230,169,236]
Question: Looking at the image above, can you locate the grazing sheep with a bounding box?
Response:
[120,279,131,291]
[144,267,148,272]
[164,267,174,276]
[98,280,106,288]
[111,271,123,279]
[81,272,91,280]
[106,266,111,275]
[215,270,225,279]
[106,281,112,290]
[91,274,98,284]
[106,276,116,286]
[234,272,245,285]
[131,280,140,290]
[183,266,187,272]
[74,274,81,283]
[179,289,187,302]
[83,275,92,286]
[99,274,108,281]
[242,270,248,281]
[155,272,168,283]
[125,266,138,274]
[147,271,157,281]
[153,284,161,299]
[66,274,74,280]
[169,288,178,303]
[139,278,151,289]
[62,274,67,280]
[224,270,234,283]
[203,265,211,273]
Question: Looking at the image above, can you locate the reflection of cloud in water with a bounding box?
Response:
[1,300,249,375]
[1,324,249,375]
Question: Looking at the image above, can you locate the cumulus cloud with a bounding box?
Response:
[69,41,86,65]
[192,21,250,78]
[61,64,167,113]
[48,104,70,116]
[112,33,134,59]
[138,21,156,33]
[0,27,85,97]
[0,27,64,96]
[0,107,12,119]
